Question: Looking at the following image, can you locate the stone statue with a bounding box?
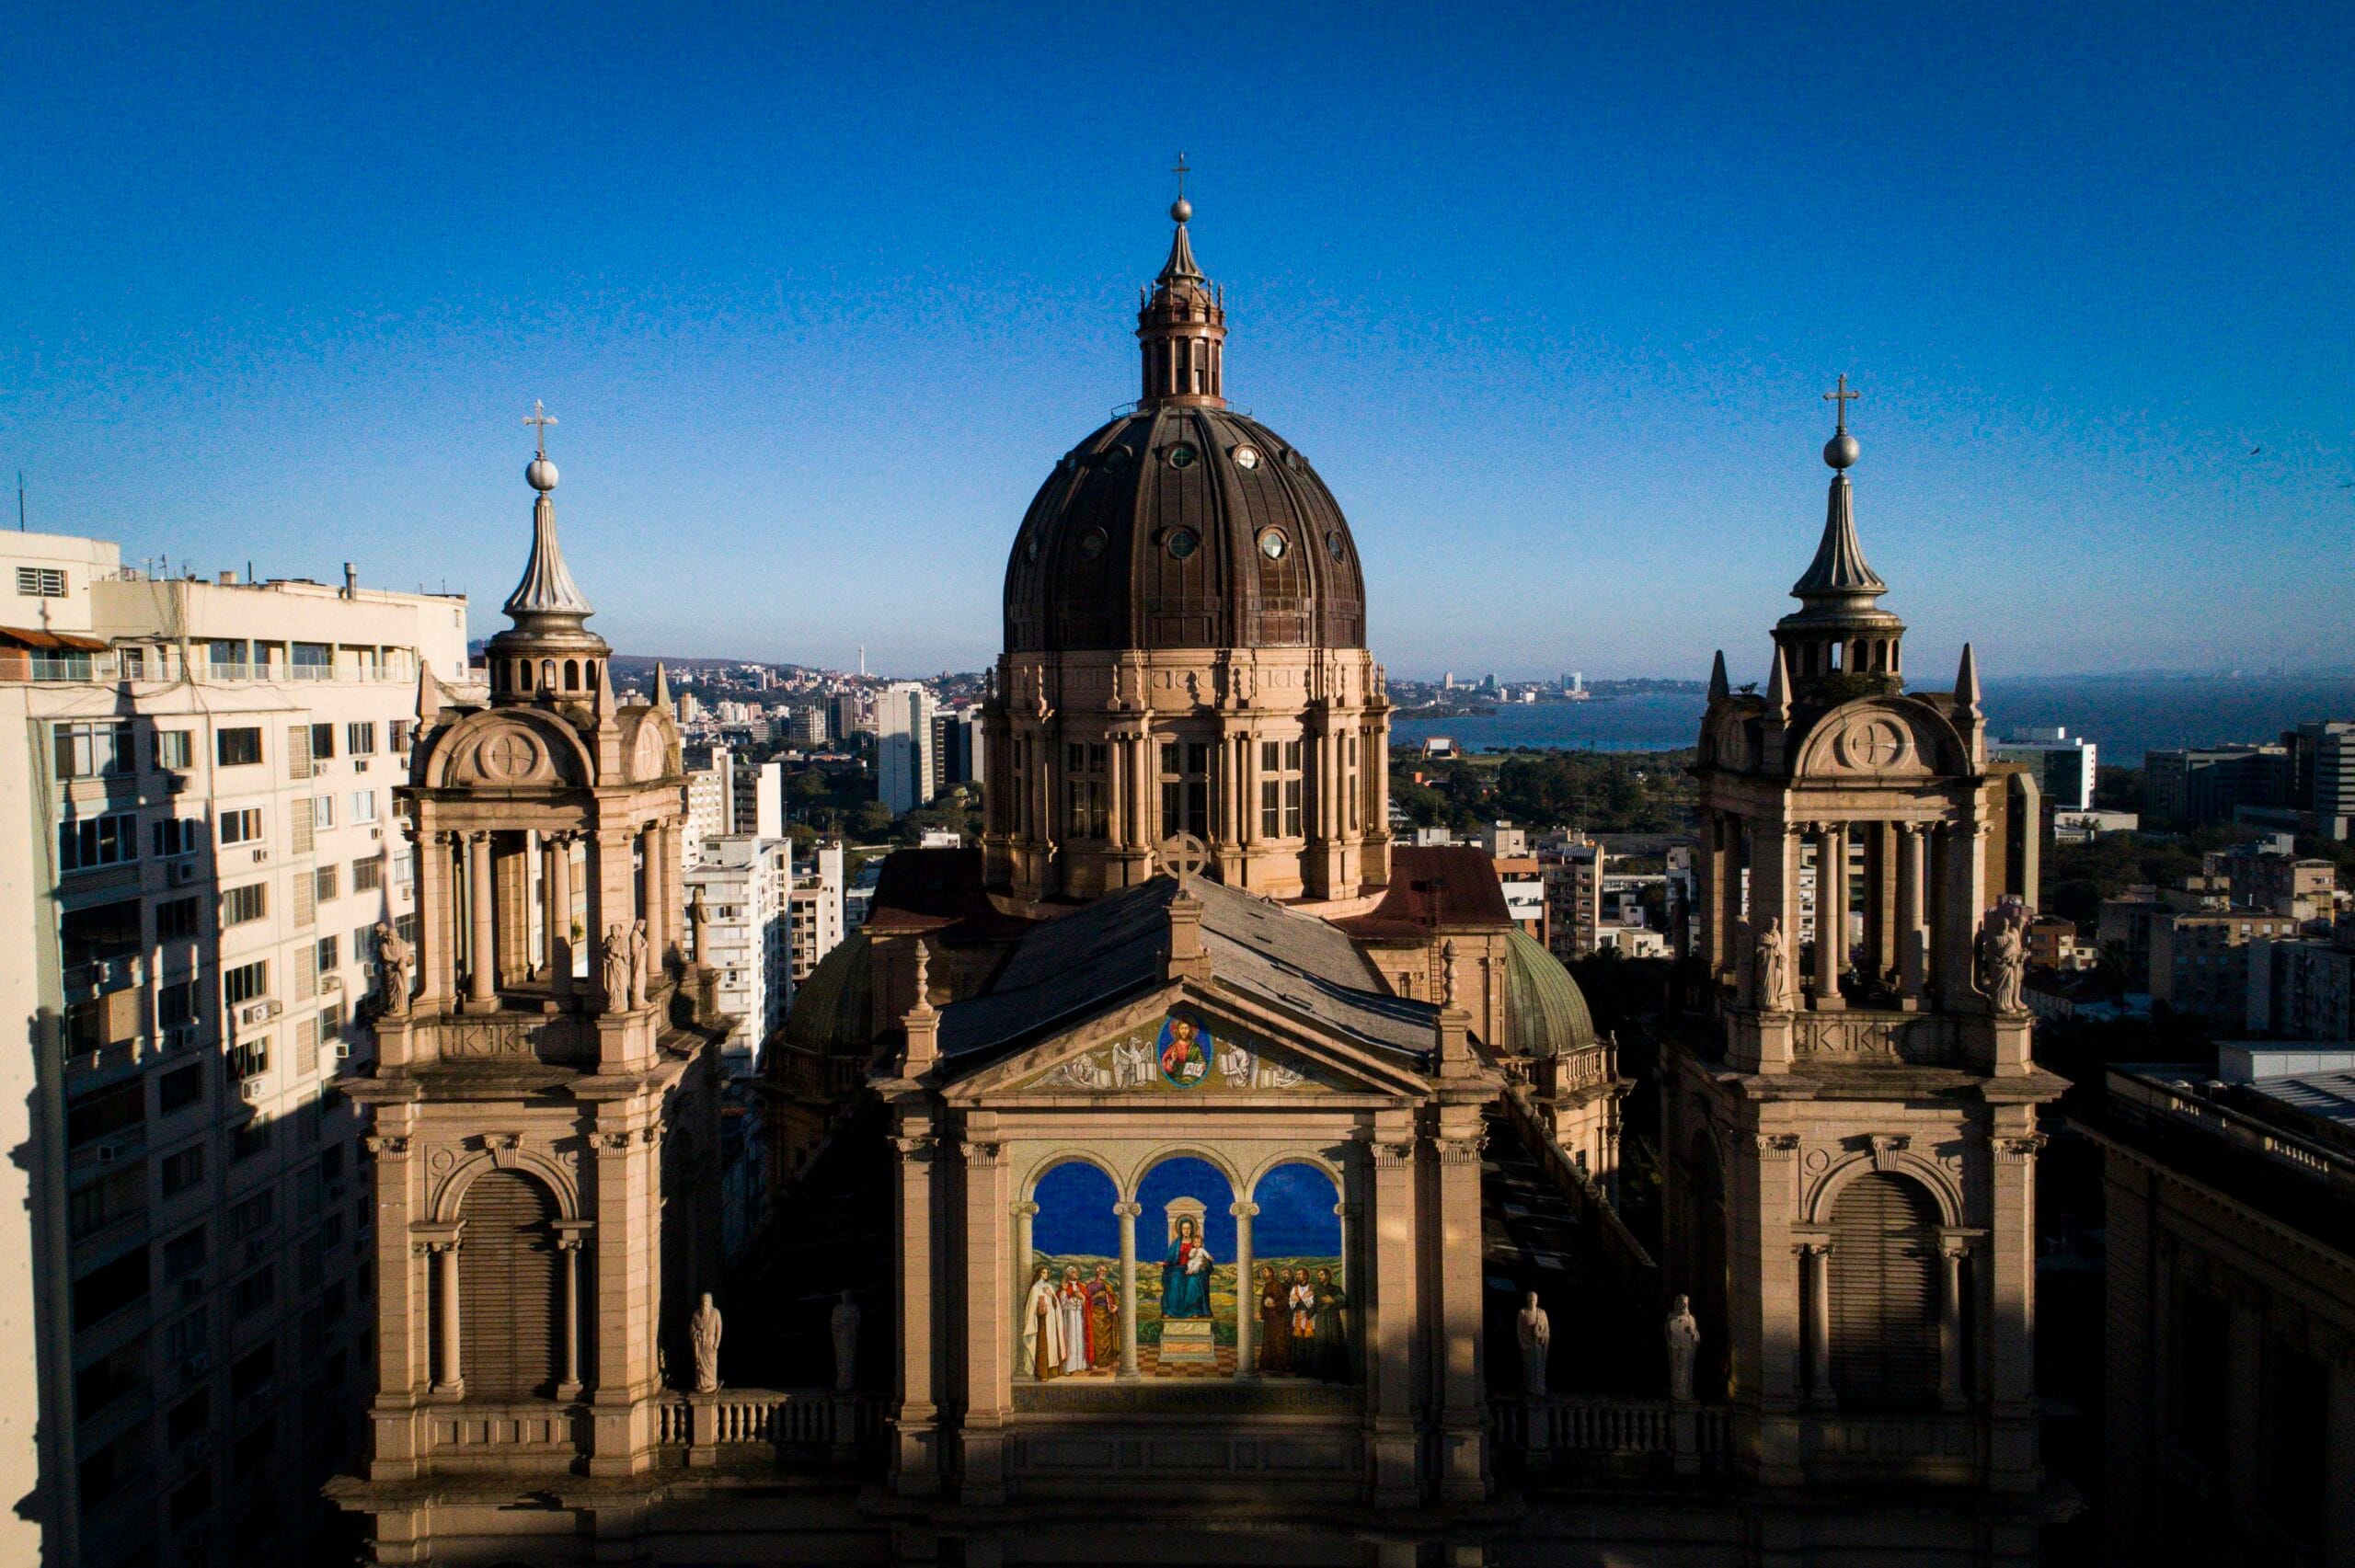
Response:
[831,1288,861,1391]
[626,917,650,1009]
[686,887,710,965]
[600,923,631,1013]
[1752,917,1788,1011]
[690,1291,723,1393]
[1980,903,2028,1013]
[374,921,413,1015]
[1666,1293,1701,1402]
[1515,1290,1551,1397]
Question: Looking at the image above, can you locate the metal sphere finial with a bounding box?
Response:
[526,455,559,492]
[1823,431,1859,471]
[1170,195,1193,223]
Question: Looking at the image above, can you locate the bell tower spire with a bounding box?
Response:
[1136,155,1227,408]
[1772,376,1905,692]
[487,402,611,707]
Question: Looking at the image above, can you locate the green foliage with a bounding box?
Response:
[2092,763,2142,813]
[1390,748,1698,835]
[2039,827,2240,929]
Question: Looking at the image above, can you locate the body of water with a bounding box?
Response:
[1389,677,2355,765]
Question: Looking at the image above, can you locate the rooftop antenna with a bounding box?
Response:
[16,471,23,532]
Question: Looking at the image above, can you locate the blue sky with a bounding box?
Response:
[3,4,2349,680]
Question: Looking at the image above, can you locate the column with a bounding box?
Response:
[1367,1139,1419,1505]
[465,831,495,1008]
[1800,1242,1832,1404]
[431,1241,463,1395]
[1938,819,1991,1001]
[544,833,572,1004]
[642,823,667,979]
[557,1236,584,1399]
[1809,824,1846,1010]
[1897,823,1927,1004]
[890,1127,939,1496]
[1747,820,1797,1011]
[1938,1240,1968,1408]
[1115,1200,1142,1378]
[1435,1128,1488,1502]
[959,1139,1011,1504]
[1335,1198,1351,1291]
[1013,1199,1040,1378]
[1107,738,1126,851]
[1231,1200,1258,1380]
[420,829,455,1008]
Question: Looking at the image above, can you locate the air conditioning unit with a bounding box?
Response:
[239,1079,265,1103]
[169,860,200,886]
[165,773,190,795]
[237,1000,281,1027]
[332,1042,350,1059]
[165,1024,198,1053]
[250,847,269,864]
[310,761,329,776]
[318,974,342,994]
[94,1143,121,1164]
[369,827,382,841]
[354,759,369,773]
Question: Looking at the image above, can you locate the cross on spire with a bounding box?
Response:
[523,399,557,458]
[1173,152,1189,202]
[1822,373,1859,433]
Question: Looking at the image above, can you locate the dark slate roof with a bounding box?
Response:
[864,848,1031,943]
[1332,845,1514,939]
[1002,404,1366,654]
[782,930,872,1056]
[935,875,1435,1077]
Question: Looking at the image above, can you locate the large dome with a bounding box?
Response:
[1004,404,1366,652]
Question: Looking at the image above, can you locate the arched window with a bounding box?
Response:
[1027,1162,1120,1379]
[456,1169,563,1399]
[517,659,533,692]
[585,660,598,688]
[540,658,555,692]
[1829,1172,1941,1410]
[563,659,579,692]
[1248,1162,1347,1382]
[1137,1155,1235,1378]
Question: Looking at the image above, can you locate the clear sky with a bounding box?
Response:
[3,4,2349,682]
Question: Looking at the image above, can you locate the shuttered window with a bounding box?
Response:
[1828,1173,1940,1411]
[457,1171,561,1400]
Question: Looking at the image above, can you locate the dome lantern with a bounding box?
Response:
[1135,154,1227,408]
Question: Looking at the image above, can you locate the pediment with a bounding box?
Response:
[1792,698,1963,780]
[959,986,1426,1103]
[424,708,592,790]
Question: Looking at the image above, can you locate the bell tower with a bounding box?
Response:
[346,410,727,1487]
[1663,386,2063,1500]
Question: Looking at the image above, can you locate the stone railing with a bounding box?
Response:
[1798,1409,1984,1479]
[430,1011,599,1067]
[1791,1009,1958,1067]
[1491,1395,1730,1471]
[1497,1079,1657,1274]
[655,1389,883,1467]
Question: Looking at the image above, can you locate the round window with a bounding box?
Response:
[1167,442,1198,469]
[1167,528,1199,560]
[1024,534,1040,562]
[1259,529,1288,561]
[1102,444,1133,469]
[1078,527,1107,560]
[1233,444,1261,471]
[1326,531,1347,561]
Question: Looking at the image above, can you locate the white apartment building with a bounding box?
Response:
[787,839,846,984]
[1990,725,2097,811]
[0,531,470,1568]
[683,750,732,868]
[684,835,793,1077]
[875,681,937,817]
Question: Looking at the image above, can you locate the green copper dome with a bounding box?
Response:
[1500,928,1597,1059]
[784,931,874,1057]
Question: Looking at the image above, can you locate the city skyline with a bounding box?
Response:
[5,5,2350,679]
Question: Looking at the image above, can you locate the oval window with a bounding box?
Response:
[1326,531,1347,562]
[1232,444,1261,471]
[1024,534,1040,562]
[1078,527,1108,560]
[1167,528,1200,560]
[1167,442,1198,469]
[1259,529,1288,561]
[1103,445,1133,469]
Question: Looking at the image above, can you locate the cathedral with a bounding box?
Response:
[329,189,2065,1564]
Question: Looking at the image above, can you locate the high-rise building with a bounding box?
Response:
[684,835,793,1077]
[875,681,936,818]
[2277,718,2355,841]
[2145,744,2287,827]
[1988,725,2097,810]
[732,758,783,839]
[931,705,983,792]
[0,530,470,1566]
[681,747,732,867]
[2247,933,2355,1038]
[786,839,846,984]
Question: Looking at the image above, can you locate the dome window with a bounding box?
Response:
[1258,529,1289,561]
[1166,442,1198,470]
[1326,531,1347,562]
[1025,534,1040,562]
[1166,529,1200,560]
[1077,528,1108,560]
[1232,444,1261,471]
[1102,445,1133,470]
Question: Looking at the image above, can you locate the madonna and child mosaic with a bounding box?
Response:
[1026,1155,1350,1381]
[1023,1008,1315,1093]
